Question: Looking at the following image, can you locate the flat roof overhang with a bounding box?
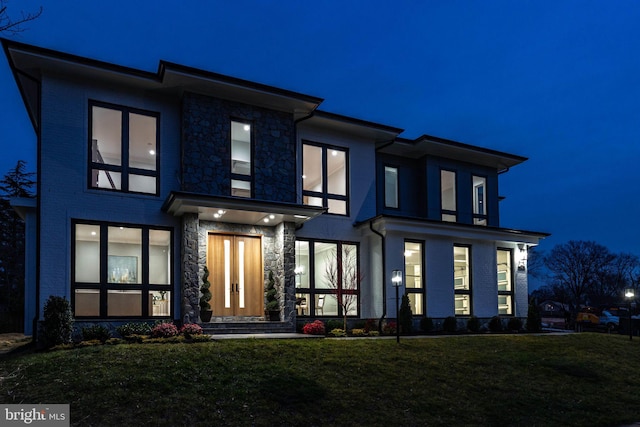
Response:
[377,134,527,170]
[358,215,549,246]
[162,191,326,226]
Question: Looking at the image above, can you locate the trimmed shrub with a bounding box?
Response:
[398,293,413,334]
[82,325,111,342]
[420,317,434,333]
[443,316,457,333]
[328,328,347,337]
[42,296,74,348]
[325,319,343,332]
[507,317,523,331]
[302,320,325,335]
[467,316,481,333]
[200,266,213,312]
[350,328,367,337]
[526,300,542,332]
[151,322,179,338]
[382,320,397,335]
[489,316,504,332]
[116,322,152,337]
[364,319,377,333]
[265,270,279,311]
[180,323,203,337]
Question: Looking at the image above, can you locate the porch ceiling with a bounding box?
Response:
[162,191,326,226]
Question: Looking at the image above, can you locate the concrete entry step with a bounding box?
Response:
[201,320,295,335]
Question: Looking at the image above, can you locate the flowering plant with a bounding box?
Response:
[302,320,326,335]
[180,323,203,337]
[382,320,397,335]
[151,322,179,338]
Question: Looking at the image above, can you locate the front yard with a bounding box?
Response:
[0,333,638,426]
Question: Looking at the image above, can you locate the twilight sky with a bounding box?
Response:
[2,0,640,263]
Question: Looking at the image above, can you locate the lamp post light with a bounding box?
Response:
[625,288,635,341]
[392,269,403,344]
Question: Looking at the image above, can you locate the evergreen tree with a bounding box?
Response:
[398,292,413,334]
[0,160,34,332]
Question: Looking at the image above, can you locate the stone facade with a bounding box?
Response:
[180,219,297,325]
[181,92,297,202]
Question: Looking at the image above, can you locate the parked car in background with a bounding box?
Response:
[576,306,619,330]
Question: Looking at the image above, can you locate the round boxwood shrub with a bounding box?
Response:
[82,325,112,342]
[443,316,457,333]
[467,316,481,333]
[488,316,504,332]
[420,316,434,333]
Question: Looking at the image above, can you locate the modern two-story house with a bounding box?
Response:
[3,39,548,337]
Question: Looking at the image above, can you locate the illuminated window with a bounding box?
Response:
[404,241,424,315]
[454,245,471,316]
[295,239,359,317]
[497,249,514,315]
[90,102,159,195]
[441,170,456,222]
[302,142,348,215]
[231,121,252,197]
[473,176,487,225]
[73,221,172,318]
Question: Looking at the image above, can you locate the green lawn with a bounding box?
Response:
[1,333,639,426]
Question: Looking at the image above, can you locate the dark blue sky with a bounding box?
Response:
[2,0,640,261]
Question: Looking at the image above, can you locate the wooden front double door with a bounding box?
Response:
[208,234,264,317]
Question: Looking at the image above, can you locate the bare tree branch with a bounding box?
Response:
[0,1,42,35]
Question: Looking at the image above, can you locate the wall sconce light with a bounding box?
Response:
[517,243,527,271]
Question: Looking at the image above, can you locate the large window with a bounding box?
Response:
[404,241,424,315]
[295,239,359,317]
[497,249,514,315]
[90,102,159,195]
[441,170,456,222]
[454,245,471,316]
[231,120,252,197]
[73,221,172,318]
[473,176,487,225]
[384,166,399,208]
[302,142,348,215]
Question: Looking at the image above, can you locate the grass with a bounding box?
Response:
[1,333,639,426]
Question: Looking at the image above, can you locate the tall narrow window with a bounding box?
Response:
[497,249,514,315]
[441,170,456,222]
[231,121,252,197]
[90,102,159,195]
[384,166,398,208]
[473,176,487,225]
[404,241,424,315]
[73,221,172,318]
[454,245,471,316]
[302,142,348,215]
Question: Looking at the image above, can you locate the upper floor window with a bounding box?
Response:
[454,245,471,316]
[231,120,252,198]
[89,102,159,195]
[441,170,456,222]
[302,142,348,215]
[384,166,398,209]
[497,249,514,315]
[473,176,487,225]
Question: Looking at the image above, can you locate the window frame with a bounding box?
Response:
[384,165,399,209]
[454,244,472,316]
[230,118,254,198]
[497,248,515,316]
[88,100,160,196]
[302,140,350,216]
[71,219,174,319]
[294,238,360,318]
[472,174,488,226]
[404,240,425,315]
[440,169,457,222]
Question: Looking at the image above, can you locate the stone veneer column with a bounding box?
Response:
[282,222,297,323]
[182,213,200,324]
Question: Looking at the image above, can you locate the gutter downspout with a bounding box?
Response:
[369,220,386,333]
